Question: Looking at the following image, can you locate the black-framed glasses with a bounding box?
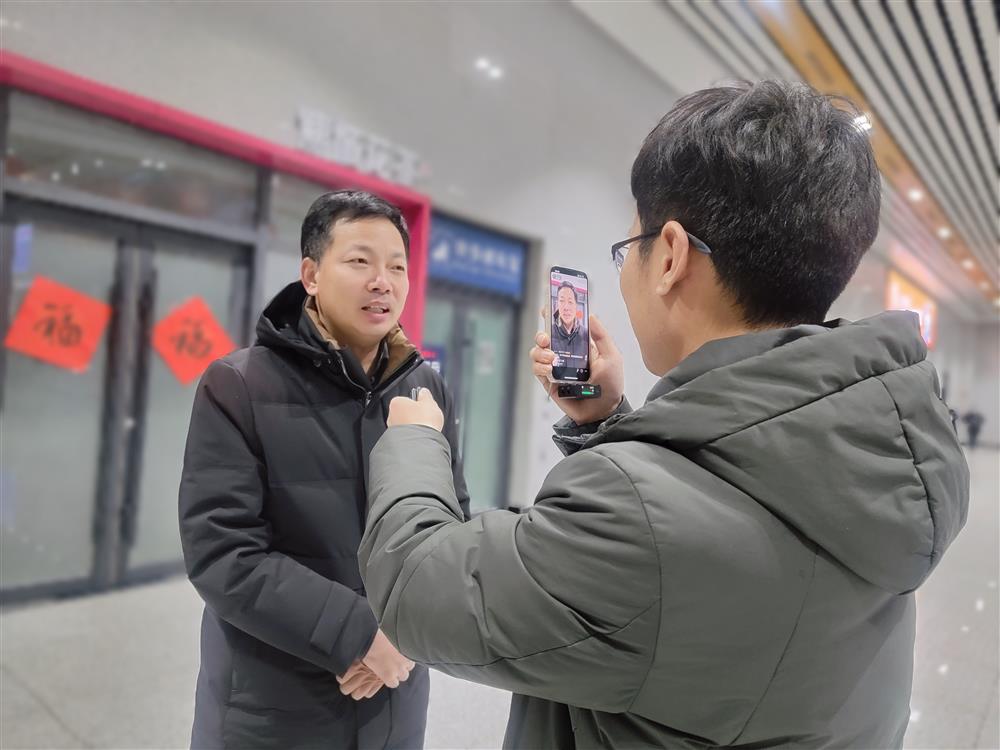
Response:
[610,228,712,273]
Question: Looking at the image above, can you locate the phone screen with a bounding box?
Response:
[549,266,590,382]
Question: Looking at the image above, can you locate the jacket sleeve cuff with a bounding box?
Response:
[309,585,379,675]
[551,397,632,456]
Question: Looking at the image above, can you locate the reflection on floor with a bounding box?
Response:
[1,450,997,749]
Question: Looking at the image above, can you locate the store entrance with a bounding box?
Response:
[423,287,518,513]
[1,199,250,601]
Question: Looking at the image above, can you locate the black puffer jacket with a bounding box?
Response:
[550,315,588,365]
[179,281,469,749]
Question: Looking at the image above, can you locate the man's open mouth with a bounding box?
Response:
[363,304,390,314]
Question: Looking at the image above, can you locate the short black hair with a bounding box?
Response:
[300,189,410,262]
[631,80,880,326]
[557,281,577,297]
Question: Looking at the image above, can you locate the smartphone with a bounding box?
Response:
[548,266,590,382]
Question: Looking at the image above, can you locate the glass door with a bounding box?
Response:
[422,285,519,513]
[0,201,251,600]
[0,213,123,597]
[458,301,516,513]
[123,230,249,576]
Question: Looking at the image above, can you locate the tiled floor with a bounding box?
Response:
[2,450,996,750]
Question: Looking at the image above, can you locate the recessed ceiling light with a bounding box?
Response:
[961,258,975,270]
[50,171,61,182]
[907,188,923,202]
[488,66,504,80]
[937,227,952,240]
[70,163,80,176]
[140,157,153,168]
[475,57,491,71]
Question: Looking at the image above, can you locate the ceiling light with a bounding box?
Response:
[155,161,166,171]
[852,114,873,132]
[488,66,504,80]
[50,171,61,182]
[937,227,952,240]
[961,258,975,270]
[475,57,491,71]
[70,163,80,176]
[140,157,153,168]
[907,188,923,202]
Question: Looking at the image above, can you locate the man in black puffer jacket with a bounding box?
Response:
[550,281,589,368]
[179,190,469,749]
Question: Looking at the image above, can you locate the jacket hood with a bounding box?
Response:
[255,281,420,387]
[256,281,327,358]
[589,311,969,594]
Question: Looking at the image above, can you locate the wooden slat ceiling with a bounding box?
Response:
[584,0,999,311]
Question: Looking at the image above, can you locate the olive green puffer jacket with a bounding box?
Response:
[359,312,969,749]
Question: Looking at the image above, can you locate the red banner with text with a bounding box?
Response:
[4,276,112,372]
[152,297,237,386]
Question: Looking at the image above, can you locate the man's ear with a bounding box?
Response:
[301,257,319,296]
[653,221,692,298]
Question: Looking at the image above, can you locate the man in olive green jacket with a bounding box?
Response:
[358,81,970,749]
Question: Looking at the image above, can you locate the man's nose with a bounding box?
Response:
[368,270,391,293]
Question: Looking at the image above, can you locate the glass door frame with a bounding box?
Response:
[0,197,253,603]
[121,225,252,587]
[425,279,523,513]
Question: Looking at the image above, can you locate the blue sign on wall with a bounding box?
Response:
[428,214,526,300]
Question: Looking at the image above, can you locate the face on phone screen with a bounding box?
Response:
[549,267,590,381]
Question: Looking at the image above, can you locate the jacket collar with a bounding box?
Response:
[257,281,421,391]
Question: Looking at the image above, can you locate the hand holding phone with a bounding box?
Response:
[530,269,625,424]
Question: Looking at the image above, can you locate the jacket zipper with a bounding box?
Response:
[332,356,368,401]
[372,352,422,402]
[327,350,422,410]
